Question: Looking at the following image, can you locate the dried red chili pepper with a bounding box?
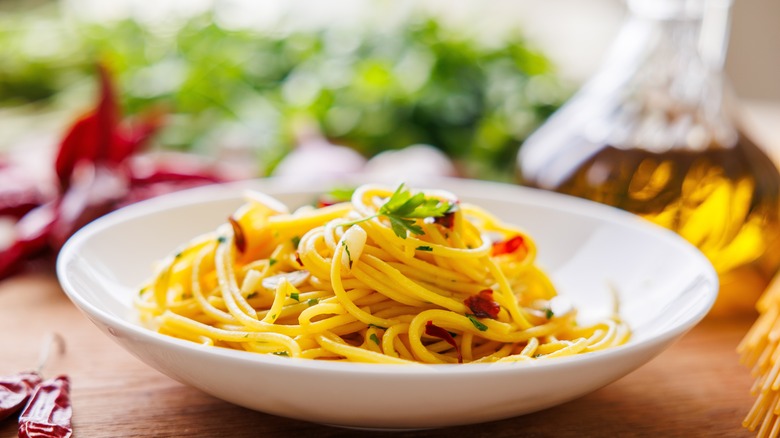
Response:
[228,217,247,253]
[464,289,501,319]
[0,166,46,220]
[0,64,232,280]
[18,375,72,438]
[491,235,526,257]
[0,372,42,421]
[425,321,462,363]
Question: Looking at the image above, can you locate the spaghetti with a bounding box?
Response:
[739,281,780,437]
[135,183,630,364]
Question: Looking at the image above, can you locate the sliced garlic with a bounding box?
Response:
[262,270,311,290]
[240,269,263,297]
[340,224,367,272]
[549,296,574,317]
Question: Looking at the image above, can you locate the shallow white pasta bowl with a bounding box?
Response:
[56,177,718,429]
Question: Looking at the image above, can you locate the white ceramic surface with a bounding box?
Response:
[56,178,718,429]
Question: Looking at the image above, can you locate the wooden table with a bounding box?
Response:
[0,271,756,437]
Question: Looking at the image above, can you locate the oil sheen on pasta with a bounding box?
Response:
[136,184,629,364]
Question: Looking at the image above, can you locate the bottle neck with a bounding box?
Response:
[623,0,733,69]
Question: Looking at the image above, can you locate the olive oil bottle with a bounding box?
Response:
[518,0,780,315]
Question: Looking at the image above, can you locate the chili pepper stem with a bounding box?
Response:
[36,333,65,376]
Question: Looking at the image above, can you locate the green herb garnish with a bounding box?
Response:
[273,351,289,357]
[307,298,319,307]
[269,258,277,267]
[368,323,387,330]
[290,292,300,301]
[379,184,451,238]
[344,184,452,239]
[369,333,381,345]
[466,314,488,332]
[291,236,301,249]
[416,245,433,252]
[323,187,356,204]
[544,308,554,319]
[343,241,353,268]
[246,291,258,300]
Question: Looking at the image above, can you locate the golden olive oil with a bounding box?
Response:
[523,133,780,316]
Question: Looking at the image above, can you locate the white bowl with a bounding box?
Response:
[56,178,717,430]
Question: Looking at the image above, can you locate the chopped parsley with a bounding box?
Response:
[269,258,277,267]
[307,298,319,307]
[544,308,554,319]
[290,292,300,301]
[217,236,227,244]
[246,291,258,300]
[369,333,381,345]
[466,314,488,332]
[343,241,353,268]
[416,245,433,252]
[272,351,289,357]
[368,323,387,330]
[291,235,301,249]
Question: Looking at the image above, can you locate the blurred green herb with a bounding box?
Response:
[0,2,569,180]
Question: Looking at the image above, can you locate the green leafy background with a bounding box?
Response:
[0,1,570,180]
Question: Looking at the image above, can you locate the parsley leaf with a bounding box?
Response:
[466,314,488,332]
[378,184,452,239]
[338,184,453,239]
[369,333,381,345]
[416,245,433,252]
[290,292,300,301]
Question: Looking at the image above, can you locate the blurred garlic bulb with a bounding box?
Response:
[363,144,457,179]
[272,120,366,181]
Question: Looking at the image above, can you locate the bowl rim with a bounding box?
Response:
[56,177,719,376]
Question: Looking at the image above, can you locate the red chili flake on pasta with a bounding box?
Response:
[424,321,462,363]
[433,210,456,230]
[464,289,500,319]
[227,217,246,253]
[295,252,303,267]
[491,235,526,257]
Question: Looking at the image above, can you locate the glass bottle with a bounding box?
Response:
[517,0,780,316]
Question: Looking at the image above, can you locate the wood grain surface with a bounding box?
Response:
[0,272,756,437]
